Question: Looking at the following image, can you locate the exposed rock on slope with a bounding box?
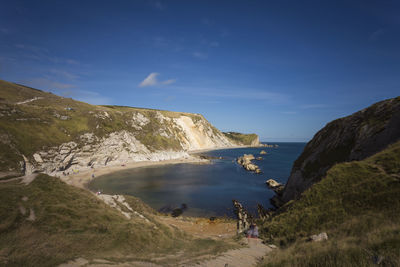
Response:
[280,96,400,204]
[0,80,259,177]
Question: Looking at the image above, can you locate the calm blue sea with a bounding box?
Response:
[88,142,306,217]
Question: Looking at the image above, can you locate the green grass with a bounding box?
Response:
[223,132,259,146]
[258,141,400,266]
[0,174,235,266]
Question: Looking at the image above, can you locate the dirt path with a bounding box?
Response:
[61,239,271,267]
[184,238,271,267]
[0,173,38,185]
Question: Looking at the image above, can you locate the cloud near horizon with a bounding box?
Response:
[300,104,330,109]
[138,72,176,87]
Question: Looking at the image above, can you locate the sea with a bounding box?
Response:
[88,142,306,218]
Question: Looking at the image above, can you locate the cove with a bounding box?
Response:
[88,142,306,217]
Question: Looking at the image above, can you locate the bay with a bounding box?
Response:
[88,142,306,217]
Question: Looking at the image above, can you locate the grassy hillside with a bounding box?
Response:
[223,132,259,146]
[281,96,400,203]
[0,174,235,266]
[258,141,400,266]
[0,80,232,176]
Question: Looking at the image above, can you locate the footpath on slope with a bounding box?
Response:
[182,238,271,267]
[60,217,272,267]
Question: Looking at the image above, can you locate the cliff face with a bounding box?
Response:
[281,97,400,203]
[0,80,256,177]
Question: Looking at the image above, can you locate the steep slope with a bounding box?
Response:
[0,174,235,266]
[280,96,400,203]
[0,80,258,178]
[258,141,400,266]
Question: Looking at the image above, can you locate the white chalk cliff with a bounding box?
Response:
[28,113,237,176]
[0,80,260,178]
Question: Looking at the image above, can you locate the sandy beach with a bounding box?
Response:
[61,156,210,189]
[62,145,263,190]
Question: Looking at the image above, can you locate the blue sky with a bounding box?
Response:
[0,0,399,142]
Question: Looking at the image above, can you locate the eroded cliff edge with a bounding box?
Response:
[0,80,260,178]
[280,96,400,204]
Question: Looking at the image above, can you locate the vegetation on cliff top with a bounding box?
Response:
[258,141,400,266]
[223,132,259,146]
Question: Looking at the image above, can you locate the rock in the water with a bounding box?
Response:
[256,157,263,160]
[260,150,267,155]
[266,179,281,188]
[237,154,261,173]
[171,208,183,217]
[309,232,328,242]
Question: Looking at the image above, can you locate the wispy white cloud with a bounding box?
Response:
[139,72,176,87]
[201,18,213,26]
[15,43,79,65]
[300,104,329,109]
[369,29,384,41]
[73,90,113,105]
[193,51,208,59]
[282,111,297,114]
[209,41,219,47]
[171,86,289,103]
[161,79,176,85]
[139,73,159,87]
[49,69,78,80]
[148,0,165,10]
[0,28,10,34]
[20,78,75,90]
[18,78,112,105]
[201,38,219,48]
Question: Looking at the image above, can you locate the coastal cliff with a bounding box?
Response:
[0,80,259,178]
[280,96,400,204]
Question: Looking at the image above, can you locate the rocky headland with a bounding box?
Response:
[0,80,261,179]
[278,96,400,205]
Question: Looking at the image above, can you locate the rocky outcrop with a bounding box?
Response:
[232,200,251,234]
[260,150,267,155]
[280,97,400,204]
[266,179,281,188]
[237,154,262,174]
[309,232,328,242]
[29,131,193,176]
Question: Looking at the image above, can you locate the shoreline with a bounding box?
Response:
[63,144,264,189]
[189,145,261,154]
[62,156,210,189]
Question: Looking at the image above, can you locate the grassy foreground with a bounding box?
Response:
[258,141,400,266]
[0,174,235,266]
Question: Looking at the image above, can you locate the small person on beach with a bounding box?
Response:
[92,173,95,178]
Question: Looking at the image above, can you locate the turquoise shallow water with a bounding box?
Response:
[88,142,306,217]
